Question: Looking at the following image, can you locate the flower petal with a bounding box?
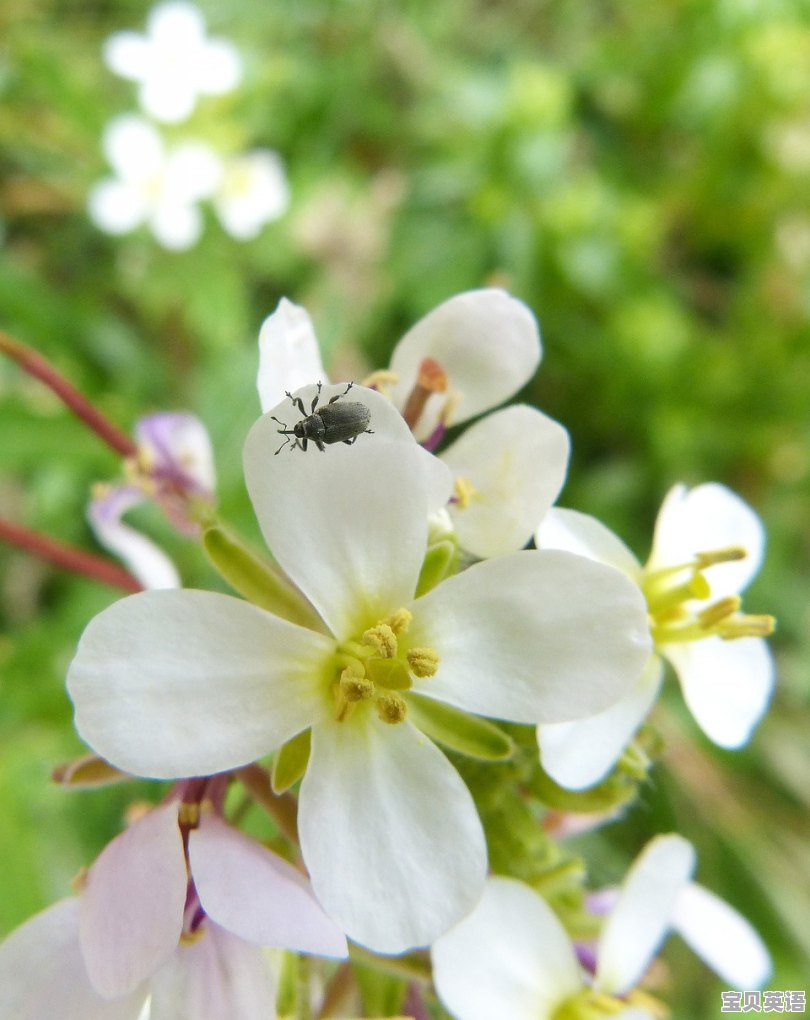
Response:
[538,656,663,790]
[102,115,164,180]
[388,290,542,439]
[197,38,243,94]
[441,405,570,558]
[244,393,446,639]
[431,878,582,1020]
[148,922,276,1020]
[596,834,696,996]
[256,299,327,413]
[189,812,347,957]
[87,180,149,236]
[411,550,651,723]
[149,201,202,251]
[662,636,774,748]
[648,483,765,596]
[298,714,487,952]
[672,881,771,988]
[67,589,332,779]
[0,899,148,1020]
[103,31,150,81]
[135,411,217,497]
[79,802,186,998]
[535,507,642,579]
[87,486,180,590]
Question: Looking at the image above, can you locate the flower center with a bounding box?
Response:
[641,546,775,647]
[332,608,439,725]
[554,987,667,1020]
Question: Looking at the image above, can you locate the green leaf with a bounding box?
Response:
[405,693,514,761]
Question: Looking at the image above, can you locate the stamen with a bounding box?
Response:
[401,357,448,430]
[717,613,776,639]
[695,545,747,567]
[452,475,478,509]
[375,691,408,724]
[385,608,412,635]
[407,647,440,678]
[178,802,200,827]
[339,668,375,703]
[361,369,398,395]
[644,571,711,614]
[362,623,398,658]
[697,595,742,629]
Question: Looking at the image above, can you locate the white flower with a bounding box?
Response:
[0,800,346,1020]
[68,388,651,952]
[535,483,776,789]
[213,150,290,240]
[256,291,567,557]
[103,1,243,124]
[431,834,771,1020]
[88,412,217,590]
[88,115,223,250]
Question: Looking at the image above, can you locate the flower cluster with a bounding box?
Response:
[0,289,776,1018]
[88,2,290,249]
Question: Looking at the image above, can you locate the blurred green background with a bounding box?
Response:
[1,1,808,1016]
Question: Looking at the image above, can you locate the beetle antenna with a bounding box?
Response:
[274,433,292,455]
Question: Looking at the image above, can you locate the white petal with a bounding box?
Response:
[197,39,243,94]
[0,899,148,1020]
[67,589,332,779]
[215,151,290,239]
[299,714,487,952]
[139,78,197,123]
[663,636,774,747]
[103,32,150,81]
[411,550,651,722]
[535,507,642,579]
[441,405,570,558]
[79,803,186,998]
[388,289,542,439]
[148,922,276,1020]
[596,834,696,995]
[256,299,327,413]
[163,143,223,202]
[538,656,663,789]
[189,813,347,957]
[149,201,202,250]
[432,878,582,1020]
[87,180,149,236]
[87,486,181,590]
[102,115,164,180]
[244,393,438,639]
[148,1,206,45]
[648,483,765,596]
[672,882,771,987]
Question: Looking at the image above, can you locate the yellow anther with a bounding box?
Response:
[178,802,200,826]
[697,595,742,629]
[453,475,478,510]
[362,623,398,658]
[718,613,777,639]
[439,390,462,430]
[407,646,440,678]
[179,927,207,945]
[385,608,412,636]
[339,668,375,702]
[361,369,399,395]
[695,546,747,567]
[71,867,89,893]
[375,691,408,724]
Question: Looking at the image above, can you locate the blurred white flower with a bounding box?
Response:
[103,1,243,124]
[536,483,776,789]
[88,412,217,589]
[88,115,223,250]
[432,835,771,1020]
[213,150,290,239]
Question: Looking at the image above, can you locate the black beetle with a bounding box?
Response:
[271,382,374,454]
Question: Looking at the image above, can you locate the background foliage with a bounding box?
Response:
[1,1,809,1016]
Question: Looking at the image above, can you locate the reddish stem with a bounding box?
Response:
[0,518,142,592]
[0,331,137,457]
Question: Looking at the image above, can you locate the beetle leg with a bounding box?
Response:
[315,438,326,452]
[327,381,354,405]
[285,391,307,417]
[310,381,323,413]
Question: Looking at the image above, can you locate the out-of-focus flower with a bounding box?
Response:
[213,150,290,240]
[0,799,346,1019]
[88,115,223,250]
[256,290,566,557]
[68,388,650,952]
[103,1,243,124]
[536,483,776,789]
[431,835,771,1020]
[89,412,216,589]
